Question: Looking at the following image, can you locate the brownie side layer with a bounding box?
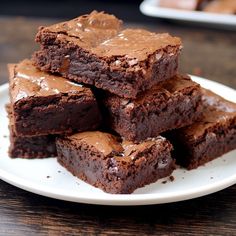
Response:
[33,44,179,99]
[56,131,175,194]
[9,131,57,159]
[103,74,203,141]
[169,125,236,170]
[13,94,101,136]
[33,12,181,98]
[6,105,57,158]
[9,60,101,136]
[166,88,236,170]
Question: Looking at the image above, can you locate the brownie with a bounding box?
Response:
[166,89,236,170]
[203,0,236,14]
[102,74,203,142]
[159,0,207,10]
[33,11,182,99]
[56,131,175,194]
[9,59,101,137]
[6,105,57,158]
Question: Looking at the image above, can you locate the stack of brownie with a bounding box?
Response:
[7,11,236,194]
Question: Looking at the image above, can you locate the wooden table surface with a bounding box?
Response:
[0,17,236,236]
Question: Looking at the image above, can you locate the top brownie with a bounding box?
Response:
[33,11,182,98]
[9,59,101,136]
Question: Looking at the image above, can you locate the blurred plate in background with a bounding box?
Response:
[140,0,236,29]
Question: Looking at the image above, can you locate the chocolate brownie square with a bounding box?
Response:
[56,131,175,194]
[6,105,57,158]
[203,0,236,14]
[166,89,236,170]
[9,59,101,137]
[33,11,182,99]
[159,0,206,10]
[102,74,203,141]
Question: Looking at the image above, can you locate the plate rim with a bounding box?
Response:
[0,75,236,206]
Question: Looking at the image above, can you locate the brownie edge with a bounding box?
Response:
[33,11,181,98]
[166,88,236,169]
[6,105,57,158]
[9,59,102,137]
[102,74,203,141]
[56,131,175,194]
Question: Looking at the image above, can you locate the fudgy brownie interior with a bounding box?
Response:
[56,131,175,193]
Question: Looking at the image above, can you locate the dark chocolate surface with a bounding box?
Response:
[67,131,169,160]
[112,74,201,105]
[9,59,89,103]
[57,131,175,193]
[42,11,181,61]
[67,131,123,157]
[6,105,57,158]
[180,88,236,141]
[103,74,203,141]
[33,11,181,98]
[9,59,101,136]
[167,88,236,169]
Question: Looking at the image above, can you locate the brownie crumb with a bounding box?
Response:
[57,170,61,173]
[162,180,167,184]
[210,177,213,179]
[192,67,202,76]
[46,176,50,178]
[3,135,7,138]
[169,176,175,182]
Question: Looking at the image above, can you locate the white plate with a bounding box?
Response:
[140,0,236,29]
[0,75,236,206]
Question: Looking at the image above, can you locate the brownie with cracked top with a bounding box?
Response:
[166,88,236,169]
[102,74,203,142]
[8,59,101,137]
[33,11,182,99]
[56,131,175,194]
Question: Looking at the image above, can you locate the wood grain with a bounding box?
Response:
[0,16,235,236]
[0,181,236,236]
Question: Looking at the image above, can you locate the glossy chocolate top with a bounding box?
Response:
[93,29,181,61]
[9,59,89,103]
[47,11,122,48]
[180,88,236,140]
[40,11,181,61]
[68,131,123,157]
[112,74,200,108]
[68,131,168,160]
